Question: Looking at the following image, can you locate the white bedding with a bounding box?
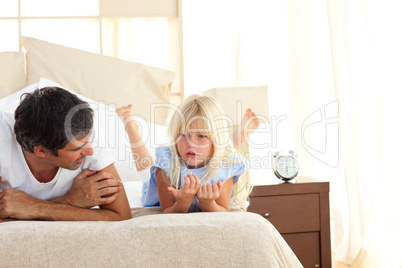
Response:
[123,181,144,207]
[0,209,302,268]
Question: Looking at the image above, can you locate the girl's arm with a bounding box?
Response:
[116,105,153,171]
[155,168,200,213]
[197,177,234,212]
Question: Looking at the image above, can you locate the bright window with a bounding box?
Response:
[0,1,171,69]
[0,0,18,17]
[21,19,100,53]
[20,0,98,17]
[102,18,170,70]
[0,20,19,51]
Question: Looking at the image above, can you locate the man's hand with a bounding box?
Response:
[0,189,42,220]
[56,169,123,208]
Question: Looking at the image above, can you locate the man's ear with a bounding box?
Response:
[33,145,49,157]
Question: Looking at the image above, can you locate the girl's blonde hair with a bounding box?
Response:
[166,94,253,210]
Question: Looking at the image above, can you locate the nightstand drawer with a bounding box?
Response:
[283,232,320,268]
[248,193,320,233]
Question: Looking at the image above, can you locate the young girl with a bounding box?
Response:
[117,95,259,212]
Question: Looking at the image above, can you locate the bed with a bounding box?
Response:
[0,1,302,266]
[1,207,303,267]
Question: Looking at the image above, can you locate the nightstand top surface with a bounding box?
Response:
[250,176,329,197]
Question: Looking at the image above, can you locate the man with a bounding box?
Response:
[0,87,132,222]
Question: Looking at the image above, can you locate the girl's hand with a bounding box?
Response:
[167,173,200,204]
[196,180,224,204]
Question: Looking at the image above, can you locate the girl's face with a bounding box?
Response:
[176,119,214,169]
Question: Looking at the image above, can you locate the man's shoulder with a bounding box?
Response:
[80,145,115,172]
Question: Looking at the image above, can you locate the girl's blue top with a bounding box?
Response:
[141,146,249,212]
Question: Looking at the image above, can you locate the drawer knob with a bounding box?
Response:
[264,213,270,218]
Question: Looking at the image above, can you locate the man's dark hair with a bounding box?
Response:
[14,87,94,156]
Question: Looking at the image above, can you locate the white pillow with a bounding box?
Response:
[0,78,169,183]
[0,52,26,99]
[22,37,175,125]
[123,181,145,208]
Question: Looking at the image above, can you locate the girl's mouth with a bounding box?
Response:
[186,151,196,158]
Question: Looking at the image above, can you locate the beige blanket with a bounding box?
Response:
[0,208,302,267]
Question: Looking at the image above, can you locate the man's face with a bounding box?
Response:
[49,133,94,170]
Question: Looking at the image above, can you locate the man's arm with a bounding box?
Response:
[51,169,123,208]
[0,176,10,223]
[0,164,132,222]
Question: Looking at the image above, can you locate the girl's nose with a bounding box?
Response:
[187,135,197,148]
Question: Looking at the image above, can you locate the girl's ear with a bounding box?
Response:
[33,145,49,157]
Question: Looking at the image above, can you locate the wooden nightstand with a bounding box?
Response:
[248,177,331,268]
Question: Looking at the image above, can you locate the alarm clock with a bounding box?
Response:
[273,151,299,181]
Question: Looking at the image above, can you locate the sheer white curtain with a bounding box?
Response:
[289,0,402,266]
[182,0,294,184]
[184,0,401,266]
[329,0,401,266]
